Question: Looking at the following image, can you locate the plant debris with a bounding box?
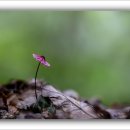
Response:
[0,79,130,119]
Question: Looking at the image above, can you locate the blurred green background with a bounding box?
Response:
[0,11,130,105]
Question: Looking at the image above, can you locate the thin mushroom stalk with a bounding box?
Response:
[33,53,50,102]
[34,62,41,101]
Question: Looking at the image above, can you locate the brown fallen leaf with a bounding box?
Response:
[41,85,99,119]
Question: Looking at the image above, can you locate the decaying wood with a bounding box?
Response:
[0,79,129,119]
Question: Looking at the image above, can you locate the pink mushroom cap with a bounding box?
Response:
[33,53,50,67]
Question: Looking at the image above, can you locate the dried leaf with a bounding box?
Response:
[41,85,99,119]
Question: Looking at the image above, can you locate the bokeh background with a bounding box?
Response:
[0,11,130,105]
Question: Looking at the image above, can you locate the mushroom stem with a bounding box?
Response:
[34,62,41,101]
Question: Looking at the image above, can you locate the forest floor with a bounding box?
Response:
[0,79,130,119]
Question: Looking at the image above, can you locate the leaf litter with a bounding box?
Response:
[0,79,129,119]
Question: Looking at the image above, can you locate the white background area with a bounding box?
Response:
[0,1,130,9]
